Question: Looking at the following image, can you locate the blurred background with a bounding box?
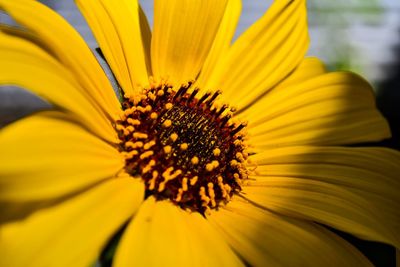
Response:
[1,1,399,266]
[1,0,399,140]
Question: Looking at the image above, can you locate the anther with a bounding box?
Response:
[162,119,172,128]
[142,160,156,174]
[163,145,172,154]
[180,143,188,151]
[150,112,158,119]
[140,151,154,160]
[190,176,198,186]
[182,177,189,191]
[165,103,173,110]
[127,118,141,125]
[148,171,158,190]
[191,156,199,165]
[213,148,221,157]
[144,140,156,150]
[169,133,178,142]
[133,132,148,139]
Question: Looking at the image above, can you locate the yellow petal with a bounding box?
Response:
[266,56,327,93]
[0,33,119,143]
[236,56,326,115]
[245,146,400,248]
[114,197,244,267]
[76,0,151,94]
[196,0,242,91]
[0,111,124,201]
[208,198,372,267]
[216,0,309,108]
[0,0,121,119]
[151,0,228,86]
[245,72,390,149]
[0,177,143,267]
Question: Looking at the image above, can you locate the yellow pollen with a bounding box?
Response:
[157,90,164,96]
[125,141,143,149]
[133,132,148,139]
[180,143,188,151]
[150,112,158,119]
[182,177,188,191]
[234,139,242,146]
[123,150,139,159]
[124,107,136,116]
[163,119,172,128]
[211,160,219,168]
[208,183,216,207]
[162,167,174,178]
[236,152,245,162]
[217,176,227,198]
[199,187,210,206]
[148,92,156,101]
[140,150,154,160]
[230,159,239,167]
[175,188,184,202]
[191,156,199,165]
[206,162,216,172]
[159,168,182,192]
[116,124,125,131]
[126,125,135,133]
[127,118,141,125]
[169,133,178,142]
[165,103,173,110]
[137,105,152,113]
[233,173,242,185]
[148,171,158,190]
[224,184,232,195]
[213,148,221,156]
[142,159,156,174]
[144,140,156,150]
[163,145,172,154]
[190,176,198,186]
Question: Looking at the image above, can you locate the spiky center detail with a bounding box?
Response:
[115,82,248,213]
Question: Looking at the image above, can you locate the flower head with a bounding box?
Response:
[0,0,399,266]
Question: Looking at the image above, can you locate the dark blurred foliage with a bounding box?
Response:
[376,28,400,151]
[339,27,400,267]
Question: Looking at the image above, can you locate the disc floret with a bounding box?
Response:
[115,82,248,213]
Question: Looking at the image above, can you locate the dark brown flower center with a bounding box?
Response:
[115,82,248,213]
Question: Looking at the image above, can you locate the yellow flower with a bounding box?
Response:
[0,0,399,266]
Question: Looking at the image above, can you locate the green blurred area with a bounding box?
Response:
[308,0,384,73]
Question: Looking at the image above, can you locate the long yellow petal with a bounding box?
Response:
[245,146,400,248]
[196,0,242,91]
[114,197,244,267]
[75,0,151,94]
[0,33,118,143]
[236,56,326,115]
[208,198,372,266]
[245,72,389,149]
[0,111,124,201]
[215,0,309,108]
[0,177,143,267]
[0,0,121,119]
[151,0,228,86]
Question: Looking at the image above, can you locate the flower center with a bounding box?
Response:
[115,82,248,213]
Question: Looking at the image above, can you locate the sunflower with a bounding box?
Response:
[0,0,399,266]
